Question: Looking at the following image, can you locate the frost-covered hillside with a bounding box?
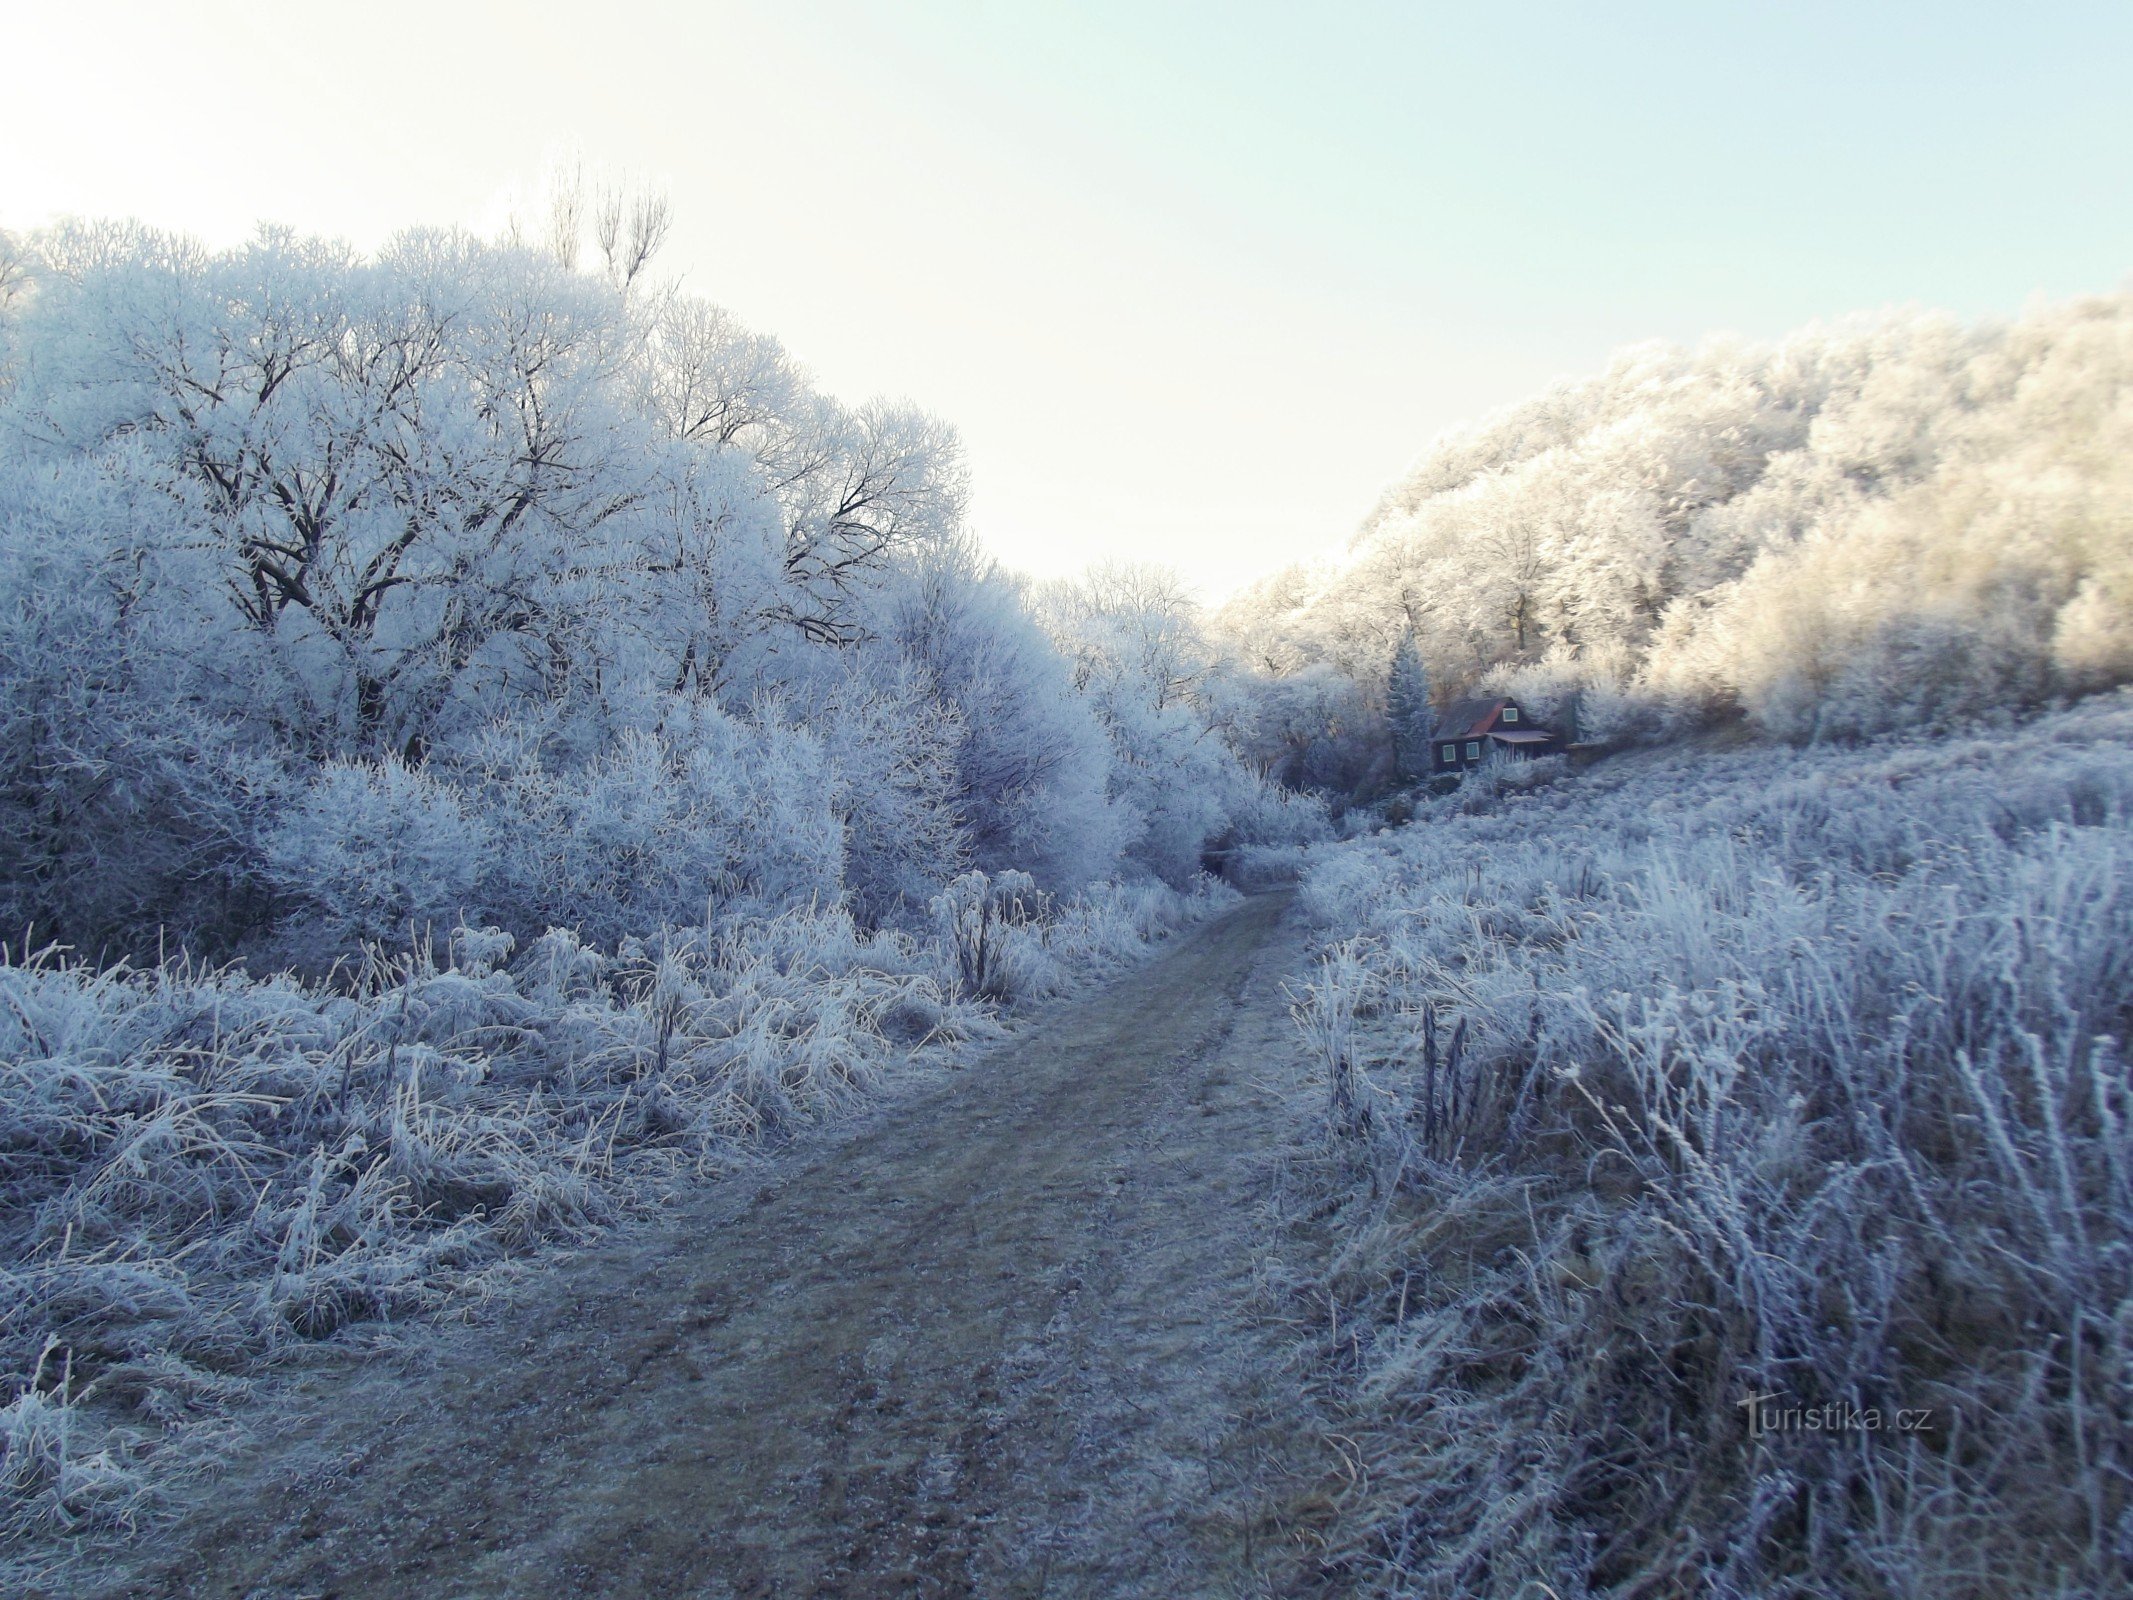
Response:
[1285,697,2133,1597]
[1215,291,2133,785]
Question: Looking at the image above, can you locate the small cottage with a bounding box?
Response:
[1430,697,1559,773]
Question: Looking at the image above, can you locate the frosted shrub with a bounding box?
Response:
[932,871,1050,1001]
[1212,776,1333,888]
[1292,941,1377,1141]
[1448,748,1566,811]
[265,756,490,955]
[1228,781,1334,850]
[1287,695,2133,1598]
[1222,843,1310,890]
[0,1345,141,1538]
[1048,876,1238,973]
[518,926,607,1008]
[1031,559,1308,888]
[470,704,845,947]
[929,871,1233,1006]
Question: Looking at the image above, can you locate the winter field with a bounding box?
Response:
[6,203,2133,1594]
[1285,698,2133,1597]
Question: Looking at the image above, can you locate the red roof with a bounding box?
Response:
[1433,699,1557,740]
[1432,698,1511,740]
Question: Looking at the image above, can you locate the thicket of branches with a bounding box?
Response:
[1286,694,2133,1597]
[1214,290,2133,787]
[0,217,1317,960]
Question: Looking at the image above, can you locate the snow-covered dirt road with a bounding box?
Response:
[74,890,1330,1599]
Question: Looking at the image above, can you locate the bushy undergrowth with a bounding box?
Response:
[0,875,1232,1542]
[1287,695,2133,1597]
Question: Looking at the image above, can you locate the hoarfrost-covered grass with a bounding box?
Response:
[0,875,1233,1545]
[1286,694,2133,1598]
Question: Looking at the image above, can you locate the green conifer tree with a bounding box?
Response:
[1387,626,1434,782]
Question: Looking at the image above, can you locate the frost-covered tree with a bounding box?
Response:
[265,754,491,953]
[1204,660,1380,797]
[1386,624,1433,782]
[1035,561,1330,882]
[814,660,967,927]
[0,453,274,941]
[877,536,1126,892]
[0,217,1109,958]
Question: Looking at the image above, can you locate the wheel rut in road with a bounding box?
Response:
[86,890,1329,1599]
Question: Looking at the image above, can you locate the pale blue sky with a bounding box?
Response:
[10,2,2130,595]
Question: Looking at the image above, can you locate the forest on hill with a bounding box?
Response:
[1211,290,2133,793]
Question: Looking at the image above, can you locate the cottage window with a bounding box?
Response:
[1441,744,1456,763]
[1466,741,1480,761]
[1501,706,1519,724]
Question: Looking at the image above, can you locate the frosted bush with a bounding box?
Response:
[1210,774,1334,890]
[471,704,845,947]
[1446,748,1567,811]
[265,755,490,954]
[1223,843,1311,890]
[0,1346,142,1538]
[448,924,515,978]
[929,871,1233,1005]
[932,870,1050,1001]
[1065,876,1237,964]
